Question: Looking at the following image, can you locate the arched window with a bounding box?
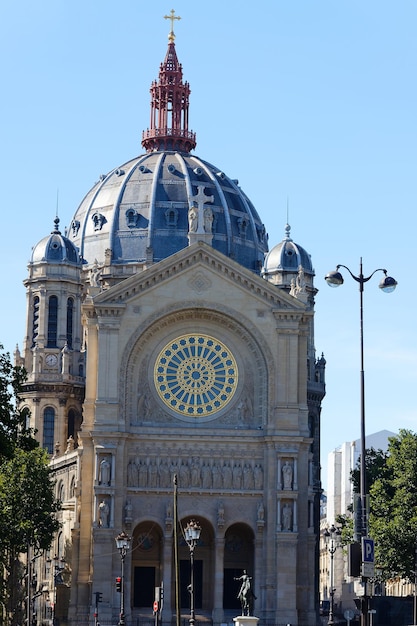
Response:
[66,298,74,348]
[67,408,82,443]
[47,296,58,347]
[43,407,55,454]
[32,296,40,347]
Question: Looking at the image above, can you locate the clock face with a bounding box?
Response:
[45,354,58,367]
[154,333,238,417]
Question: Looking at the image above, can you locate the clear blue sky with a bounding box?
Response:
[1,1,416,485]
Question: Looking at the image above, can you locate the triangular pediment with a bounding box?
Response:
[92,241,306,311]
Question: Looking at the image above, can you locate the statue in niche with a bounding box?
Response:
[257,501,264,522]
[282,460,293,490]
[137,392,152,420]
[148,459,158,487]
[170,460,178,484]
[190,457,200,487]
[188,205,198,232]
[179,460,190,488]
[201,462,212,489]
[212,462,222,489]
[98,499,110,528]
[99,457,111,485]
[222,462,232,489]
[138,460,147,487]
[254,464,263,490]
[243,463,254,489]
[159,459,169,487]
[282,502,292,531]
[237,396,251,422]
[127,459,137,487]
[125,499,132,522]
[232,463,243,489]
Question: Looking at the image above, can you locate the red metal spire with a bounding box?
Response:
[142,11,196,153]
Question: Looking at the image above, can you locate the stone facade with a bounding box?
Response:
[17,29,325,626]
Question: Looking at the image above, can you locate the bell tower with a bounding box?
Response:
[19,218,85,454]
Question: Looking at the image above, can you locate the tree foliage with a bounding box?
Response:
[0,346,37,460]
[352,430,417,580]
[0,345,61,625]
[370,430,417,580]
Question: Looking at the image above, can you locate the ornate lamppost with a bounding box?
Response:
[325,259,397,626]
[323,524,342,625]
[115,531,131,626]
[184,520,201,626]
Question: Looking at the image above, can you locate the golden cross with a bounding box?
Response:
[164,9,181,42]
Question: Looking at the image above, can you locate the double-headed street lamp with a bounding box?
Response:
[325,259,397,540]
[325,260,397,626]
[184,520,202,626]
[115,531,131,626]
[323,524,342,625]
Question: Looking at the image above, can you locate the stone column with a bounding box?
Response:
[212,535,225,623]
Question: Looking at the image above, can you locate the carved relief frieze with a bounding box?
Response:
[126,453,263,492]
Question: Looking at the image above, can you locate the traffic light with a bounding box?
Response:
[115,577,122,592]
[95,591,103,605]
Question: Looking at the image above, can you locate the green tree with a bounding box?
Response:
[369,430,417,580]
[0,345,60,625]
[350,446,389,495]
[0,345,36,460]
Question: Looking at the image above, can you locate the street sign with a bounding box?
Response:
[361,537,375,577]
[362,537,374,562]
[344,608,354,622]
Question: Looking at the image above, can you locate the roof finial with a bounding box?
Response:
[164,9,181,42]
[285,197,291,240]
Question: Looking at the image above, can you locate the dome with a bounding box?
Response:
[31,217,80,265]
[261,223,313,278]
[68,152,268,273]
[65,37,268,277]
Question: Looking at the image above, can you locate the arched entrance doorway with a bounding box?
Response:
[177,517,214,616]
[131,522,163,610]
[223,523,255,610]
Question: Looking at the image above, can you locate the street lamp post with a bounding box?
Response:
[325,259,397,538]
[325,258,397,626]
[324,524,341,625]
[184,520,202,626]
[115,531,131,626]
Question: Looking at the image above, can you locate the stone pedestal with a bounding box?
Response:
[233,615,259,626]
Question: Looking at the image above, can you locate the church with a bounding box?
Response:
[17,13,325,626]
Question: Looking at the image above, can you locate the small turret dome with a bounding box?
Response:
[31,217,80,265]
[261,223,313,278]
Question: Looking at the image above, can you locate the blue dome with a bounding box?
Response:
[261,224,313,277]
[31,218,80,265]
[68,152,269,273]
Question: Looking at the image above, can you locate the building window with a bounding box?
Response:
[47,296,58,347]
[32,296,40,347]
[66,298,74,348]
[43,407,55,454]
[165,207,178,227]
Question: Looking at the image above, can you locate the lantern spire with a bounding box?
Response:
[141,14,196,153]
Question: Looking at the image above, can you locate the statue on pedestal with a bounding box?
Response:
[234,569,257,616]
